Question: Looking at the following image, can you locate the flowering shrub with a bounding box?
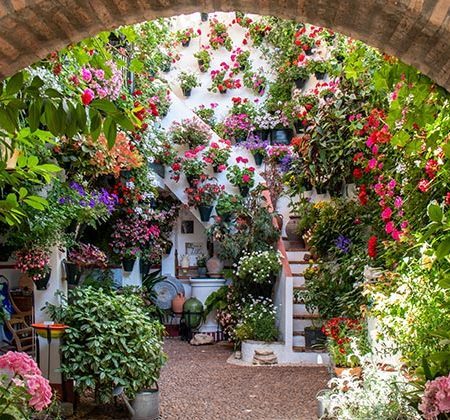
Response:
[208,19,233,50]
[0,351,52,416]
[419,374,450,419]
[175,27,199,45]
[230,48,251,73]
[77,61,123,105]
[193,48,212,71]
[235,250,282,284]
[243,69,267,95]
[322,317,367,367]
[110,216,159,259]
[178,71,200,93]
[253,109,290,130]
[169,118,211,148]
[234,297,278,342]
[241,134,269,156]
[67,243,108,268]
[170,148,208,182]
[184,181,224,207]
[203,140,231,171]
[14,248,51,282]
[194,103,217,126]
[209,63,242,93]
[226,162,256,188]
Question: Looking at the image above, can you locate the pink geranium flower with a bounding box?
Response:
[381,207,392,221]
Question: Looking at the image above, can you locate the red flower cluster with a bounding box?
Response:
[368,235,378,259]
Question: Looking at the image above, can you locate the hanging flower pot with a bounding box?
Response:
[219,87,227,94]
[253,152,264,166]
[315,72,326,80]
[271,128,293,145]
[200,12,209,22]
[181,39,190,47]
[139,259,151,276]
[305,48,314,56]
[186,175,198,187]
[149,162,165,178]
[239,186,250,197]
[253,129,270,141]
[122,258,136,272]
[182,88,192,97]
[294,78,308,89]
[63,260,82,286]
[197,60,207,73]
[198,205,213,222]
[34,270,51,290]
[161,62,171,73]
[163,241,173,255]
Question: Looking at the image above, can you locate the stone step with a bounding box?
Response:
[291,264,308,275]
[286,250,309,261]
[293,313,321,320]
[293,276,305,287]
[292,346,326,354]
[293,303,308,313]
[293,318,315,330]
[293,330,305,336]
[293,335,305,347]
[293,285,306,291]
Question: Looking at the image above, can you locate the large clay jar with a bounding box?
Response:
[172,293,186,313]
[206,253,224,278]
[285,217,299,241]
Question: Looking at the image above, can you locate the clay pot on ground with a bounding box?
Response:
[206,254,223,278]
[172,293,186,313]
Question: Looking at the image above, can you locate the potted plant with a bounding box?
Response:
[226,161,256,196]
[110,216,154,272]
[322,317,368,377]
[202,139,232,172]
[241,134,269,166]
[235,250,282,286]
[200,12,208,22]
[65,243,108,285]
[243,70,267,96]
[285,63,311,89]
[209,65,242,94]
[208,18,233,50]
[178,71,200,97]
[193,49,212,72]
[196,254,208,276]
[14,247,52,290]
[169,118,211,148]
[231,48,251,72]
[148,138,176,178]
[170,155,207,186]
[221,113,254,143]
[175,27,198,47]
[45,287,166,416]
[194,104,216,127]
[215,193,243,222]
[306,59,330,80]
[185,181,224,222]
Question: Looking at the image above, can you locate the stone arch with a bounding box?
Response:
[0,0,449,90]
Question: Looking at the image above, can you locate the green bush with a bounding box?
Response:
[46,287,166,402]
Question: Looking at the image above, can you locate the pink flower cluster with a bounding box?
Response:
[0,351,52,412]
[419,374,450,419]
[14,248,51,282]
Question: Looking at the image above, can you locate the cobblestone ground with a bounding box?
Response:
[159,339,329,420]
[74,338,329,419]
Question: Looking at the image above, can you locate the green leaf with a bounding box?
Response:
[129,58,144,73]
[5,72,24,96]
[390,131,410,148]
[103,117,117,149]
[24,196,48,210]
[28,99,42,133]
[435,237,450,260]
[427,203,443,223]
[90,99,117,114]
[0,107,16,134]
[439,275,450,290]
[18,187,27,199]
[114,113,135,132]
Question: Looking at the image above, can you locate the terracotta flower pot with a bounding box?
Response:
[172,293,186,313]
[206,254,223,278]
[334,366,362,378]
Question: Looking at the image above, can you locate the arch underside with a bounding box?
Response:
[0,0,449,90]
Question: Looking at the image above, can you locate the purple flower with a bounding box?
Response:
[69,181,86,197]
[279,155,292,173]
[335,235,351,253]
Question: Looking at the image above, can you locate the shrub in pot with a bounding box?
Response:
[178,71,200,97]
[45,287,166,404]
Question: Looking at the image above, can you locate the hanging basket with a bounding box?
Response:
[253,152,264,166]
[34,270,51,290]
[139,259,151,276]
[294,78,308,89]
[63,260,82,286]
[239,186,250,197]
[122,258,136,272]
[198,205,213,222]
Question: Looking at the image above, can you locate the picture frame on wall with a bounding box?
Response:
[185,242,204,256]
[181,220,194,234]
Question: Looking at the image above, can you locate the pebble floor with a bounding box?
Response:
[158,339,329,420]
[74,338,329,419]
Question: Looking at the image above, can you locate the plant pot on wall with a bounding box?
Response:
[271,128,293,145]
[315,72,326,80]
[304,327,326,349]
[122,258,136,272]
[34,270,51,290]
[197,60,207,73]
[200,12,209,22]
[198,205,213,222]
[182,88,192,97]
[252,129,270,141]
[63,260,82,286]
[181,39,190,47]
[149,162,165,178]
[139,259,151,276]
[294,78,308,89]
[253,152,264,166]
[239,186,250,197]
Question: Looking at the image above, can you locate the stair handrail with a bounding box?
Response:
[261,186,292,277]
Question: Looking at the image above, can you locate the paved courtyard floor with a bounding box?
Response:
[159,339,329,420]
[74,338,329,419]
